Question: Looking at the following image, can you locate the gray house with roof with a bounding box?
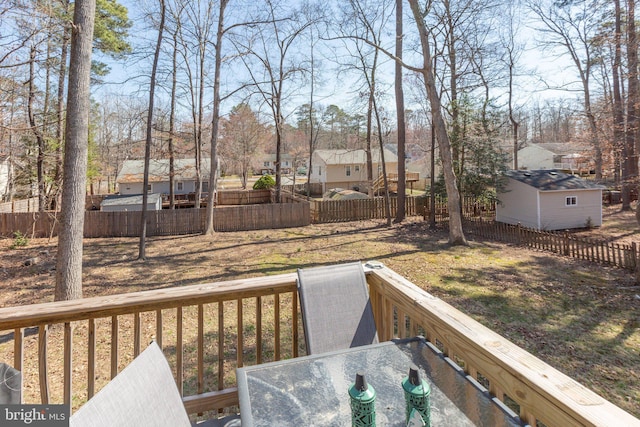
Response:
[496,170,604,230]
[116,158,216,196]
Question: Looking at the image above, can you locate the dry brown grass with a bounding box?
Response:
[1,210,639,418]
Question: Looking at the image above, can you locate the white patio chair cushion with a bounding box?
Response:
[70,341,191,427]
[297,261,379,354]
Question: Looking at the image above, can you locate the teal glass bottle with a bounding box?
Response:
[402,364,431,426]
[349,372,376,427]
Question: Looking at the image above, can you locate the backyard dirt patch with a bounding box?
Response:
[1,207,639,418]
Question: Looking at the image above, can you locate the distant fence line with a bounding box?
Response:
[2,194,639,275]
[464,217,639,272]
[310,195,423,223]
[309,194,495,224]
[0,197,40,213]
[0,203,310,238]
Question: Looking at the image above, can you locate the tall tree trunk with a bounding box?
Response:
[205,0,228,235]
[28,45,47,212]
[508,40,519,170]
[409,0,467,246]
[194,40,206,210]
[365,89,374,197]
[429,123,436,229]
[373,95,392,226]
[394,0,406,223]
[628,0,638,213]
[55,0,96,301]
[138,0,165,260]
[54,1,71,211]
[169,26,178,210]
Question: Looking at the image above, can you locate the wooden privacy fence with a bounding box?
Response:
[0,197,40,213]
[0,203,310,238]
[464,217,640,271]
[311,195,422,223]
[217,189,271,205]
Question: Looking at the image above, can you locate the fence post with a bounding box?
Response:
[563,230,569,256]
[633,242,639,280]
[517,223,522,245]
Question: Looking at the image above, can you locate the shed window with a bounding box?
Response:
[565,196,577,206]
[345,165,351,177]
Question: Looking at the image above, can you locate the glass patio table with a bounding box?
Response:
[236,337,525,426]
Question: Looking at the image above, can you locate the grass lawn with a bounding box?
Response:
[1,207,639,418]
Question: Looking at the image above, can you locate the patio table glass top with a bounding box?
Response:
[236,336,525,427]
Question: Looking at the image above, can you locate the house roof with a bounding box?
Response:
[506,169,605,191]
[263,153,293,162]
[101,193,162,207]
[314,149,398,165]
[533,143,590,155]
[117,159,212,184]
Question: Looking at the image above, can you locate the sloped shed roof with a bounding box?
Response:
[117,159,211,184]
[100,193,162,207]
[506,170,604,191]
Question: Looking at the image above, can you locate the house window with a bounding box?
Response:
[345,165,351,177]
[317,166,322,175]
[264,161,270,167]
[202,181,209,193]
[147,184,152,193]
[355,165,360,173]
[566,196,577,206]
[176,182,183,191]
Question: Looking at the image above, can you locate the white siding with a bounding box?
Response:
[496,179,540,229]
[0,162,9,198]
[120,183,145,195]
[539,190,602,230]
[517,146,555,170]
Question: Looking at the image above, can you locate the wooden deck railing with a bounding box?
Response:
[0,265,638,426]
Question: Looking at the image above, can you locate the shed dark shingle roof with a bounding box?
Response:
[506,170,604,191]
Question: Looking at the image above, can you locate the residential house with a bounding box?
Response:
[310,148,398,194]
[116,158,218,196]
[260,154,294,175]
[0,155,11,201]
[496,169,604,231]
[517,143,591,173]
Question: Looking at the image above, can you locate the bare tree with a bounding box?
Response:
[498,1,525,170]
[233,0,315,203]
[204,0,229,235]
[55,0,96,300]
[528,0,605,179]
[175,0,217,209]
[139,0,166,260]
[394,0,406,222]
[408,0,467,245]
[219,103,268,188]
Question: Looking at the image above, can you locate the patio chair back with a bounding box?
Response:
[0,363,21,404]
[297,262,379,354]
[70,341,191,427]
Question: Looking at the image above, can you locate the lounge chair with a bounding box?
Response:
[70,341,191,427]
